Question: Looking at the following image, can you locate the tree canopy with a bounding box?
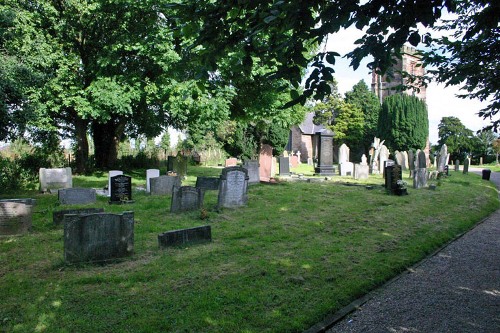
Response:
[438,116,474,161]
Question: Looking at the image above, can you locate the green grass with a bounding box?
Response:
[1,166,498,332]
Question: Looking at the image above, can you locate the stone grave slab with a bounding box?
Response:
[64,211,134,263]
[158,225,211,248]
[150,175,181,195]
[0,199,35,236]
[243,160,260,184]
[53,208,105,225]
[39,167,72,192]
[58,188,96,205]
[170,186,204,213]
[218,166,249,208]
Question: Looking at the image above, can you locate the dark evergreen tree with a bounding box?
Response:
[377,94,428,152]
[438,116,473,161]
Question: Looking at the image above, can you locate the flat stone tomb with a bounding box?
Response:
[243,160,260,184]
[170,186,204,213]
[158,225,211,248]
[146,169,160,193]
[109,174,134,203]
[150,175,181,195]
[58,188,96,205]
[53,208,104,225]
[0,199,35,236]
[195,177,220,191]
[64,211,134,263]
[218,166,249,208]
[39,167,72,192]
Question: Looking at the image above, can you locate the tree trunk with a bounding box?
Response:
[74,118,89,174]
[92,119,126,169]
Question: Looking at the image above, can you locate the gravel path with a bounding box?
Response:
[320,169,500,333]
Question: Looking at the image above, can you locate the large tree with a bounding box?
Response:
[437,116,474,161]
[377,94,429,152]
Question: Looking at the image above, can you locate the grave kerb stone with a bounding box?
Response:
[58,188,96,205]
[158,225,212,248]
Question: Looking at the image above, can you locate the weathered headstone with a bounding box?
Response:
[53,208,104,225]
[354,163,369,180]
[463,157,470,174]
[218,166,249,208]
[39,167,72,192]
[455,159,460,172]
[0,199,35,235]
[225,157,238,167]
[290,154,299,168]
[338,143,350,164]
[243,160,260,184]
[64,211,134,263]
[58,188,96,205]
[109,174,134,204]
[402,151,409,170]
[385,164,403,193]
[158,225,211,248]
[259,144,273,182]
[418,150,427,169]
[339,162,354,176]
[395,151,405,170]
[195,177,220,191]
[279,157,290,176]
[413,168,428,189]
[146,169,160,193]
[437,144,448,172]
[171,186,204,213]
[361,154,368,166]
[379,145,389,174]
[107,170,123,197]
[315,129,335,176]
[150,175,181,195]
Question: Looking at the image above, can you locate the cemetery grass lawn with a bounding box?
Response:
[0,167,498,332]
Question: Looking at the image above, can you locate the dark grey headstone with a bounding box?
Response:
[413,168,428,189]
[385,164,402,191]
[195,177,220,191]
[158,225,211,248]
[170,186,204,213]
[418,151,427,169]
[279,157,290,176]
[315,130,335,176]
[109,174,133,203]
[463,158,470,174]
[58,188,96,205]
[64,211,134,263]
[0,199,35,235]
[243,160,260,184]
[53,208,105,225]
[383,159,395,179]
[217,166,249,208]
[150,175,181,195]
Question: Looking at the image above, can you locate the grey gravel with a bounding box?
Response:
[325,169,500,333]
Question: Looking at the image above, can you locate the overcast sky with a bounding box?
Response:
[325,27,491,145]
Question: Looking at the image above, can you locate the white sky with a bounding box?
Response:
[325,27,491,145]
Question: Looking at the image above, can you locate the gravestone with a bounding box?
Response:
[64,211,134,263]
[418,150,427,169]
[402,151,409,170]
[437,144,448,172]
[218,166,249,208]
[195,177,220,191]
[383,159,395,179]
[243,160,260,184]
[339,162,354,176]
[413,168,428,189]
[58,188,96,205]
[315,130,335,176]
[455,159,460,172]
[53,208,104,225]
[259,144,273,182]
[361,154,368,166]
[150,175,181,195]
[158,225,211,248]
[279,157,290,176]
[385,164,403,193]
[338,143,350,164]
[107,170,123,197]
[39,167,72,192]
[354,164,369,180]
[395,151,405,170]
[379,145,389,174]
[225,157,238,167]
[296,151,302,164]
[463,157,470,174]
[480,157,483,165]
[167,155,188,177]
[290,154,299,168]
[109,174,134,204]
[146,169,160,193]
[170,186,204,213]
[408,150,415,176]
[0,199,35,236]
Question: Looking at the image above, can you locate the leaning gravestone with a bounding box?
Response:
[218,166,249,208]
[158,225,212,248]
[463,157,470,174]
[107,170,123,197]
[58,188,96,205]
[39,167,72,192]
[170,186,204,213]
[109,174,134,204]
[150,175,181,195]
[259,144,273,182]
[53,208,104,225]
[315,130,335,176]
[195,177,220,191]
[0,199,35,236]
[279,157,290,176]
[146,169,160,193]
[243,160,260,184]
[64,211,134,263]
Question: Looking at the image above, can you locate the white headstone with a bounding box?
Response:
[108,170,123,197]
[146,169,160,193]
[338,144,350,164]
